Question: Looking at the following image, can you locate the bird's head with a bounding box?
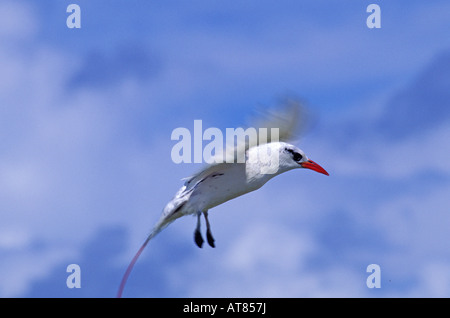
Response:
[279,143,329,176]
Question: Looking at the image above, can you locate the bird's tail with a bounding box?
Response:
[116,216,174,298]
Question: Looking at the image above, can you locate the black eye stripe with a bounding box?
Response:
[285,148,303,161]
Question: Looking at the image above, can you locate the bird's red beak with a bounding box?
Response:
[300,159,329,176]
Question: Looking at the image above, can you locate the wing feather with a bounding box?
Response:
[183,98,306,188]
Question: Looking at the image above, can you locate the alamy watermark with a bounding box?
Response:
[170,120,280,175]
[66,264,81,289]
[366,264,381,288]
[66,4,381,30]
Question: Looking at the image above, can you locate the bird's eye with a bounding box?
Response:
[293,152,303,162]
[285,148,303,162]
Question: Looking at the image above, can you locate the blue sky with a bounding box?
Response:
[1,0,450,297]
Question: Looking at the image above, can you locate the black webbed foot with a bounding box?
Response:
[194,229,204,248]
[206,228,215,248]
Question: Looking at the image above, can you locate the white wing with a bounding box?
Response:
[183,98,306,190]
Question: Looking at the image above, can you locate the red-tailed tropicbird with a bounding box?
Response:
[117,100,329,297]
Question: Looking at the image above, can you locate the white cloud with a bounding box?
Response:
[0,3,165,297]
[418,262,450,297]
[322,118,450,180]
[223,222,315,273]
[0,1,37,42]
[164,220,366,297]
[0,247,75,297]
[375,184,450,254]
